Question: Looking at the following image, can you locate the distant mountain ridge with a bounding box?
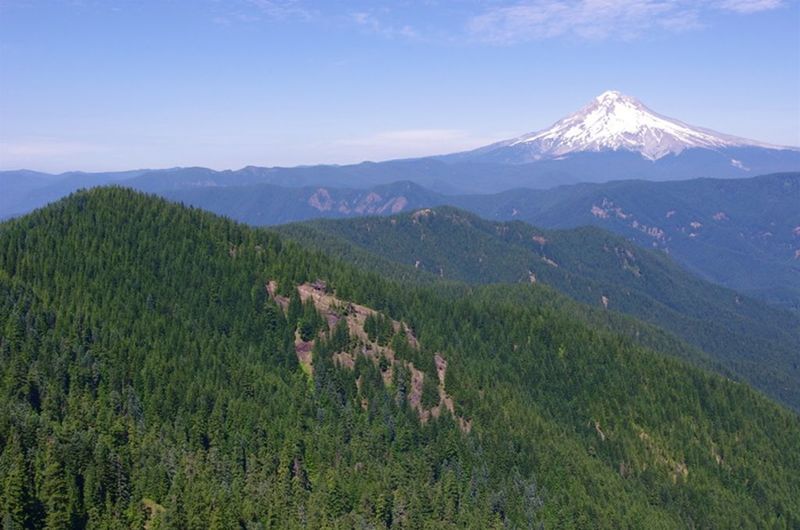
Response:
[3,92,798,205]
[155,172,800,310]
[457,173,800,310]
[4,147,797,206]
[21,173,778,307]
[163,181,431,226]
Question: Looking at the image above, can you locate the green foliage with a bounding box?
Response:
[364,312,393,346]
[2,434,31,529]
[278,206,800,411]
[420,373,440,410]
[41,445,70,530]
[0,189,523,528]
[0,188,798,529]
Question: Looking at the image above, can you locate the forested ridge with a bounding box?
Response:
[277,207,800,411]
[1,188,799,528]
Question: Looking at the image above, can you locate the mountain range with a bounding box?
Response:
[11,167,792,313]
[1,188,798,527]
[2,92,799,215]
[276,206,800,411]
[457,173,800,310]
[157,173,800,311]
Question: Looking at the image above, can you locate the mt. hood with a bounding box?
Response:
[3,92,799,211]
[442,91,796,166]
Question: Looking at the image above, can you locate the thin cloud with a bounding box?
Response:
[350,11,419,40]
[210,0,316,24]
[243,0,315,19]
[0,139,104,157]
[468,0,784,44]
[0,138,108,172]
[716,0,783,13]
[218,2,422,40]
[335,129,499,160]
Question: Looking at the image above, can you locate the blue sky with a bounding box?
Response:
[1,0,798,172]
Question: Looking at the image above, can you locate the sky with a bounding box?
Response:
[1,0,798,173]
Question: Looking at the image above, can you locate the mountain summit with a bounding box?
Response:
[509,90,780,160]
[444,91,794,165]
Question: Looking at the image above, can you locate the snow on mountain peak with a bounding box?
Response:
[595,90,633,103]
[509,91,779,161]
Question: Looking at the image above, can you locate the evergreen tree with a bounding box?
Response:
[41,445,71,530]
[2,435,30,529]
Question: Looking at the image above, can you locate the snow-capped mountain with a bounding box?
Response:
[510,91,782,160]
[3,91,798,211]
[442,91,796,166]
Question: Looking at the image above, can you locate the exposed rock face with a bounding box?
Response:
[308,188,334,211]
[308,188,411,216]
[268,279,469,432]
[591,199,668,246]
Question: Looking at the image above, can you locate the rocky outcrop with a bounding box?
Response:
[268,279,470,432]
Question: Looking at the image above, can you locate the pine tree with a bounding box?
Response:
[287,292,303,328]
[326,472,349,519]
[41,445,71,530]
[376,491,393,528]
[2,434,30,529]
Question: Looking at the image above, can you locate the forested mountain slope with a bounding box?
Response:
[1,188,799,528]
[458,172,800,310]
[159,173,800,310]
[278,207,800,412]
[7,168,797,310]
